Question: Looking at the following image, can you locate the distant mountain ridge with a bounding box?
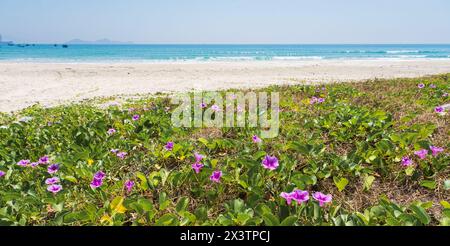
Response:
[66,38,133,45]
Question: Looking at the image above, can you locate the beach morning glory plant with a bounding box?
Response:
[262,155,279,170]
[210,171,222,183]
[313,192,332,207]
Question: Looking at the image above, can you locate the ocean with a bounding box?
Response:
[1,44,450,62]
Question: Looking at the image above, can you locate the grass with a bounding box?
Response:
[0,74,448,226]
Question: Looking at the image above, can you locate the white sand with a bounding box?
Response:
[1,59,450,112]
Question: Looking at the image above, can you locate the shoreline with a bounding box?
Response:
[1,59,450,112]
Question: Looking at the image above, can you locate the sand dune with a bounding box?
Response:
[1,59,450,112]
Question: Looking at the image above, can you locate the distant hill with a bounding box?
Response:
[66,39,133,45]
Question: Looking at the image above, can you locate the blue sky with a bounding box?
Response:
[1,0,450,44]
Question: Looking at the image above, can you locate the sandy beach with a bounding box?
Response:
[1,59,450,112]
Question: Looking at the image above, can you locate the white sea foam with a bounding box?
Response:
[386,50,420,54]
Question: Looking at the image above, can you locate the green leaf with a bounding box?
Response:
[136,172,148,191]
[175,197,189,214]
[440,200,450,209]
[444,180,450,190]
[155,213,178,226]
[262,213,280,226]
[419,180,436,190]
[409,204,431,225]
[280,216,298,226]
[159,192,170,210]
[333,177,349,192]
[363,175,375,191]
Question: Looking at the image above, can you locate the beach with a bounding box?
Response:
[1,59,450,112]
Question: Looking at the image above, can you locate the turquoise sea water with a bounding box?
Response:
[1,44,450,62]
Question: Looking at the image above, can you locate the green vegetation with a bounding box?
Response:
[0,74,448,226]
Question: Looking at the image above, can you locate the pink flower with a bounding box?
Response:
[192,163,204,174]
[430,146,444,156]
[318,98,325,103]
[47,184,62,194]
[312,192,332,207]
[30,162,39,168]
[401,156,413,167]
[107,128,116,135]
[280,189,309,205]
[435,106,444,114]
[45,177,60,185]
[443,93,448,97]
[194,152,203,163]
[200,102,207,109]
[165,141,174,151]
[252,135,262,143]
[280,192,293,205]
[310,97,318,105]
[418,83,425,89]
[414,149,428,160]
[47,164,59,174]
[262,155,279,170]
[125,180,134,192]
[117,152,127,159]
[94,171,106,180]
[210,171,222,183]
[211,105,221,112]
[291,189,310,204]
[39,155,50,164]
[17,159,30,167]
[90,178,103,189]
[132,114,140,121]
[0,171,5,177]
[110,149,119,153]
[429,84,436,88]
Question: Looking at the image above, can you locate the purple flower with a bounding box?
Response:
[443,93,448,97]
[414,149,428,160]
[90,178,103,189]
[192,163,204,174]
[47,184,62,194]
[194,152,203,163]
[38,155,50,164]
[418,83,425,89]
[429,84,436,88]
[262,155,279,170]
[47,164,59,174]
[94,171,106,180]
[430,146,444,156]
[312,192,332,207]
[310,97,318,105]
[110,149,119,153]
[128,108,135,112]
[280,192,293,205]
[17,159,30,167]
[0,171,5,177]
[435,106,444,113]
[401,156,413,167]
[252,135,262,143]
[132,114,140,121]
[210,171,222,183]
[125,180,134,192]
[45,177,60,185]
[107,128,116,135]
[117,152,127,159]
[165,141,174,151]
[318,98,325,103]
[291,189,310,204]
[200,102,207,109]
[211,105,221,112]
[30,162,39,168]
